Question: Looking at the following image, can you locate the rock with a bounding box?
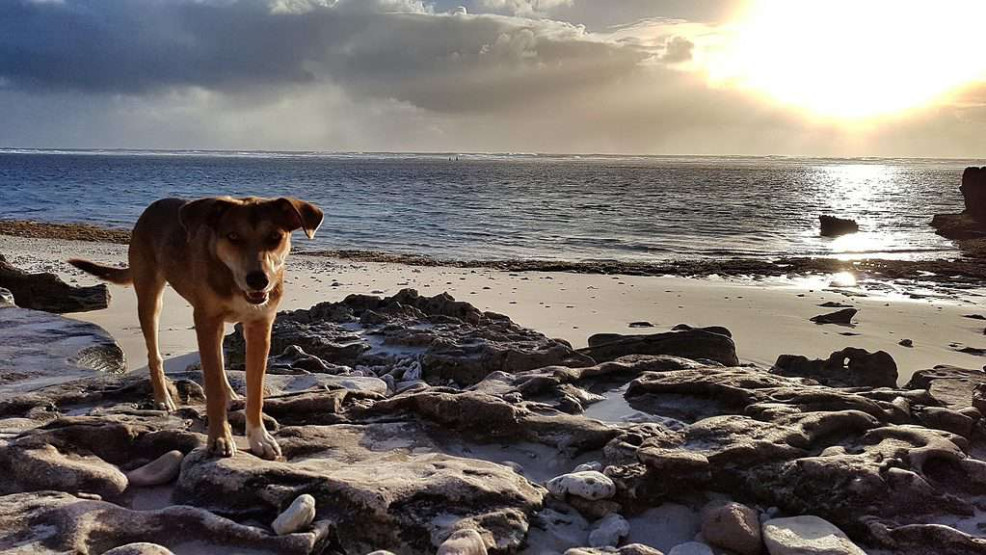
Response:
[898,338,913,348]
[667,543,714,555]
[546,471,616,501]
[268,344,347,374]
[581,327,738,367]
[818,302,852,308]
[0,287,15,308]
[819,215,859,237]
[272,493,317,536]
[589,513,631,547]
[809,308,857,325]
[629,321,655,328]
[575,462,603,472]
[567,546,664,555]
[916,406,975,437]
[0,491,327,554]
[126,450,184,487]
[437,528,488,554]
[773,348,897,388]
[224,288,594,386]
[0,253,110,313]
[174,421,544,553]
[0,307,126,394]
[701,501,762,555]
[762,515,865,555]
[2,443,129,498]
[102,543,175,555]
[961,166,986,222]
[906,365,986,409]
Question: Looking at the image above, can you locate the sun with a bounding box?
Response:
[708,0,986,120]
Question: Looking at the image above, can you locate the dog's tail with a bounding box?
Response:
[68,259,133,285]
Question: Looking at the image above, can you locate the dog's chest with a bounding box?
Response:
[222,296,278,323]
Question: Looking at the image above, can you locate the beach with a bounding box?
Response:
[4,232,984,385]
[7,219,986,553]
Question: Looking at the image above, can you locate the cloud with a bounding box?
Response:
[475,0,573,17]
[0,0,653,115]
[0,0,982,156]
[662,36,694,63]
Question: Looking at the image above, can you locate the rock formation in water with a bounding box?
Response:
[818,215,859,237]
[4,289,986,554]
[932,166,986,257]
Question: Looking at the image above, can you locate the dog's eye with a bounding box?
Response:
[267,233,282,246]
[226,232,241,243]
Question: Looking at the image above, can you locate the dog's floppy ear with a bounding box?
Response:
[179,197,235,237]
[273,198,323,239]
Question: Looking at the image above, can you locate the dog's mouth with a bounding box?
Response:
[243,290,269,305]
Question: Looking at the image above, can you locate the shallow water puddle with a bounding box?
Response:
[441,440,602,483]
[582,383,688,429]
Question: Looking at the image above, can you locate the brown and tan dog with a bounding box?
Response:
[70,196,323,459]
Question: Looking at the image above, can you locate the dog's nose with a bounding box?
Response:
[245,271,269,291]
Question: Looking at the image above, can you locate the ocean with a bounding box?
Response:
[0,149,973,262]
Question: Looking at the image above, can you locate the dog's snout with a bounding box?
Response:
[245,271,269,291]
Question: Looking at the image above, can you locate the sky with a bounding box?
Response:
[0,0,984,157]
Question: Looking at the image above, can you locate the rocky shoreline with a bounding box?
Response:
[5,286,986,554]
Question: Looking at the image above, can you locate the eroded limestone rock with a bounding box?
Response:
[0,253,110,313]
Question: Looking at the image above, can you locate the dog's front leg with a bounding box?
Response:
[244,317,281,460]
[195,310,236,457]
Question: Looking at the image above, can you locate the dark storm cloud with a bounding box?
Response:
[0,0,650,113]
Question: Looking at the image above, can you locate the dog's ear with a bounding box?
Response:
[273,198,323,239]
[179,197,235,237]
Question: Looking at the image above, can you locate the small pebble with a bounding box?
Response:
[272,494,316,535]
[546,471,616,501]
[437,528,487,554]
[588,513,630,547]
[102,544,175,555]
[126,450,184,487]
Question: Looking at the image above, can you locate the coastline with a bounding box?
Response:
[3,217,985,284]
[4,231,986,385]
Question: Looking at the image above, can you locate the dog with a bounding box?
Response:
[69,196,323,459]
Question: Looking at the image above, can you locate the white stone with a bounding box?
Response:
[574,461,603,472]
[0,287,15,308]
[546,471,616,501]
[126,450,184,487]
[102,543,175,555]
[436,528,488,554]
[588,513,631,547]
[668,542,715,555]
[762,515,865,555]
[271,493,316,536]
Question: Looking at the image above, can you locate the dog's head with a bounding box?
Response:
[179,196,323,305]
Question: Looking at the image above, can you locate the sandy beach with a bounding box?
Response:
[4,233,985,385]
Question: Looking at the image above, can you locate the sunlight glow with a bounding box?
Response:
[709,0,986,119]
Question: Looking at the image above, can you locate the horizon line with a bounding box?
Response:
[0,146,982,163]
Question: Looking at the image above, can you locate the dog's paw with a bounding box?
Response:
[207,429,238,458]
[155,392,178,413]
[247,426,282,460]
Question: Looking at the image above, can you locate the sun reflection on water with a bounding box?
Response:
[816,163,914,259]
